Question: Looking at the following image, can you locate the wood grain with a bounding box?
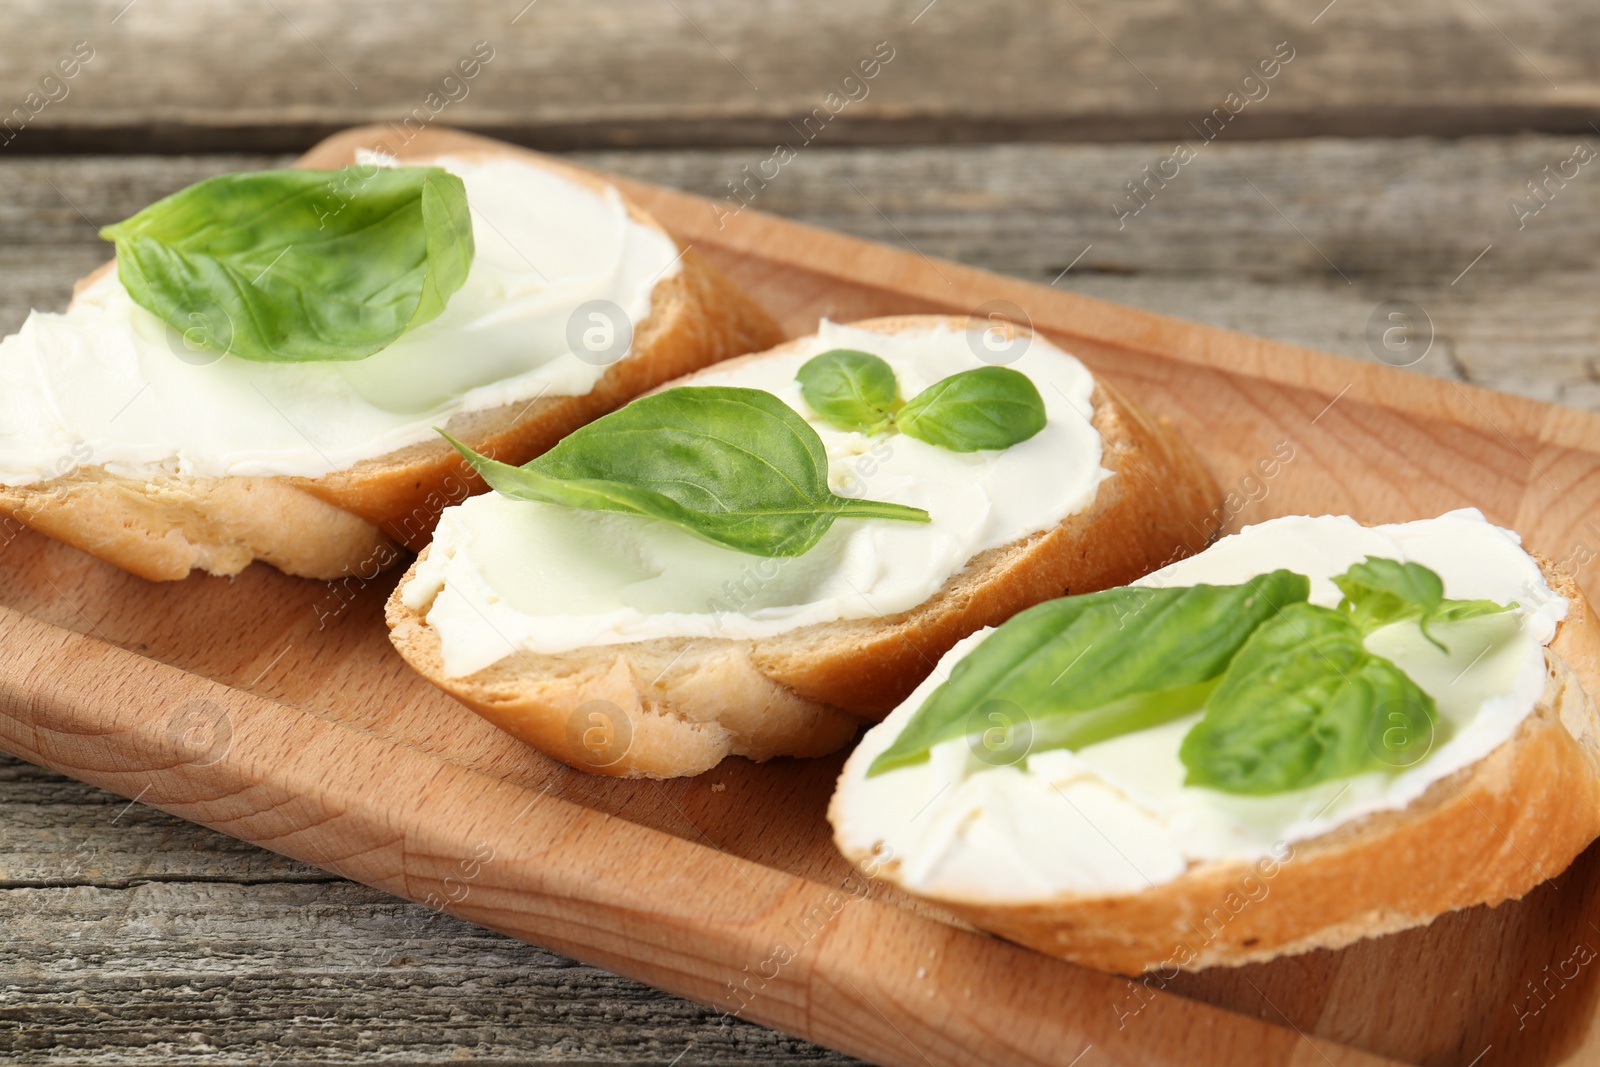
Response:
[0,1,1598,152]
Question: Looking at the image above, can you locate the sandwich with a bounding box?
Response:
[0,147,781,580]
[829,509,1600,973]
[385,315,1219,778]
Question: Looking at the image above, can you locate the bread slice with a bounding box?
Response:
[829,556,1600,975]
[385,315,1221,779]
[0,145,783,582]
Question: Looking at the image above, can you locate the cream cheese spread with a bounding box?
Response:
[830,509,1568,902]
[401,320,1111,676]
[0,153,682,485]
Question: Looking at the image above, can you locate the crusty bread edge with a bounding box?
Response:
[830,555,1600,975]
[384,315,1222,779]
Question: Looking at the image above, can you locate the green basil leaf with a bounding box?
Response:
[895,366,1048,453]
[1179,602,1437,794]
[99,166,474,363]
[1332,555,1514,651]
[1434,599,1516,623]
[866,570,1310,776]
[445,386,930,558]
[796,349,902,432]
[1331,556,1444,631]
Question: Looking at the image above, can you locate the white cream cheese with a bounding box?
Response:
[831,510,1568,902]
[402,320,1111,676]
[0,153,682,485]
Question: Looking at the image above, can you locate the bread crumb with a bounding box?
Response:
[916,967,927,978]
[711,783,725,793]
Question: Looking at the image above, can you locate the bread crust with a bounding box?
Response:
[0,146,782,581]
[385,315,1221,779]
[830,558,1600,975]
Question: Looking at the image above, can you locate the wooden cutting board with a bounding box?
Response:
[3,126,1599,1067]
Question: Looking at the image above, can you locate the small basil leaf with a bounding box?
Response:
[895,366,1048,452]
[1434,599,1516,623]
[1179,602,1437,795]
[1331,556,1444,632]
[1332,555,1514,651]
[445,386,930,558]
[796,349,902,432]
[99,166,474,363]
[866,570,1310,776]
[902,364,1049,454]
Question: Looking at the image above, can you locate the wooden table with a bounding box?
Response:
[3,2,1598,1063]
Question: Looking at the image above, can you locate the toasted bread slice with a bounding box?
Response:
[0,146,783,582]
[829,556,1600,975]
[385,315,1221,779]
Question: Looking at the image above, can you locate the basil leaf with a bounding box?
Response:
[796,349,902,432]
[1332,556,1444,631]
[445,386,930,558]
[793,352,1049,454]
[99,166,474,363]
[896,366,1048,453]
[1332,555,1514,651]
[866,570,1310,776]
[1434,599,1516,623]
[1180,603,1437,794]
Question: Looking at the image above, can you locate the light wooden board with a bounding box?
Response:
[2,0,1599,151]
[4,125,1600,1066]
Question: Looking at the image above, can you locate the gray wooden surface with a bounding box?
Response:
[3,2,1600,1064]
[1,0,1598,149]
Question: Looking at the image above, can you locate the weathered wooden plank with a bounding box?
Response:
[0,756,860,1065]
[11,139,1597,280]
[0,0,1597,151]
[4,139,1595,410]
[1,886,860,1063]
[0,755,329,888]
